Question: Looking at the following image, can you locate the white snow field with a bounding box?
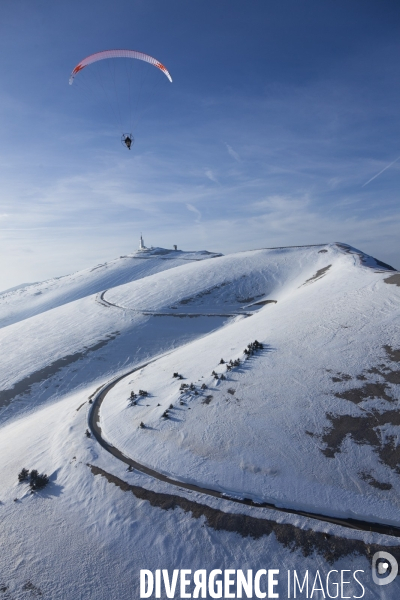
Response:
[0,247,222,329]
[1,243,400,599]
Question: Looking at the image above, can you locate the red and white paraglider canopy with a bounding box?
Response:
[69,49,173,84]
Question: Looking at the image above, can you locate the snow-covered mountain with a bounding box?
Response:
[0,247,222,328]
[1,242,399,599]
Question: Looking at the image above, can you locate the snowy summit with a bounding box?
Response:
[0,242,399,598]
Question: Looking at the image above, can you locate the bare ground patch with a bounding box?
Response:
[359,472,392,491]
[249,300,277,307]
[334,382,392,404]
[318,346,400,475]
[0,332,119,408]
[384,345,400,362]
[384,274,400,286]
[88,464,400,563]
[301,265,331,287]
[322,410,400,473]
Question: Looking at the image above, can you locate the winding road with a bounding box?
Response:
[96,290,254,318]
[88,361,400,540]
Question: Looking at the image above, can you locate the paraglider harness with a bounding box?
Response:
[121,133,134,150]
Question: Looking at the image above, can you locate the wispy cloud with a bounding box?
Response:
[362,156,400,187]
[1,31,400,289]
[186,203,202,222]
[225,143,241,162]
[251,195,310,213]
[205,169,219,184]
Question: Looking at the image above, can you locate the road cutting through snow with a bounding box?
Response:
[88,361,400,540]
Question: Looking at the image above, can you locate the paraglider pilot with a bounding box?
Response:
[124,136,132,150]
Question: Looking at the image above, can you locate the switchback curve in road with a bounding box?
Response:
[88,363,400,539]
[96,290,254,318]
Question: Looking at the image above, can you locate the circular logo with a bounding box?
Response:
[372,552,398,586]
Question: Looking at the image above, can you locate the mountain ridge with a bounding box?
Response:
[0,241,399,599]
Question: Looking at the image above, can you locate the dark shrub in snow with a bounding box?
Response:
[29,470,49,490]
[202,395,213,405]
[18,468,29,483]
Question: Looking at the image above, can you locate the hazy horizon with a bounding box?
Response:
[1,0,399,289]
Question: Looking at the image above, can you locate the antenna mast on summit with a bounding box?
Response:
[139,234,146,250]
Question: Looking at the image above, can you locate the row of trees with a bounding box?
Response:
[244,339,264,356]
[138,338,265,427]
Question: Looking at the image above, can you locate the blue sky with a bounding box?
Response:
[1,0,400,289]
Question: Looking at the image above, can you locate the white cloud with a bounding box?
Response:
[251,195,310,213]
[205,169,219,184]
[225,143,241,162]
[186,203,202,223]
[1,65,400,289]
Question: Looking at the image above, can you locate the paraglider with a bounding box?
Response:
[121,133,133,150]
[69,50,172,149]
[69,50,172,85]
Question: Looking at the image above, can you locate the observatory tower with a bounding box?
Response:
[139,234,146,250]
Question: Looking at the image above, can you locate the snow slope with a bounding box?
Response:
[0,247,222,418]
[99,243,400,525]
[0,247,221,329]
[0,242,399,599]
